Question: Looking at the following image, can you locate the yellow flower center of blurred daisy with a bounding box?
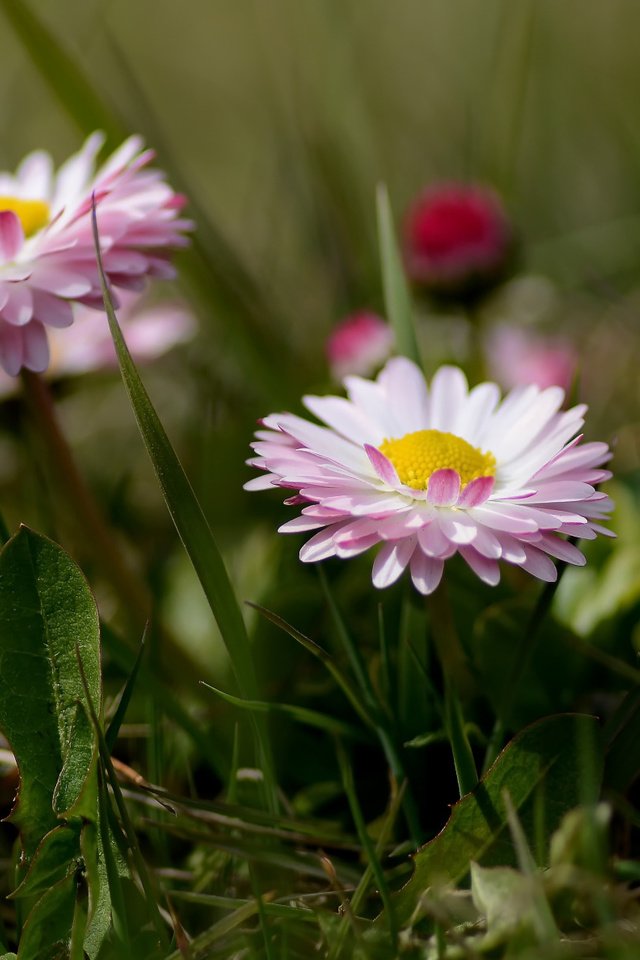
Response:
[0,196,50,237]
[379,429,496,490]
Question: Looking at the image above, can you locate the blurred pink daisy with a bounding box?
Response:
[0,132,192,376]
[486,324,577,393]
[0,289,196,398]
[246,358,613,595]
[326,311,394,380]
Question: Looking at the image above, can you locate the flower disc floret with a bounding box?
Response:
[379,429,496,490]
[0,197,50,237]
[245,357,614,596]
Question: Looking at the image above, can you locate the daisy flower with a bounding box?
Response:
[245,358,613,595]
[0,132,192,376]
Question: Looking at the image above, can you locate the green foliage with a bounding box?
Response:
[0,527,100,858]
[0,528,104,958]
[393,714,603,926]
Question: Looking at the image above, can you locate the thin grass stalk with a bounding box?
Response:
[336,740,397,952]
[482,565,568,773]
[320,569,422,844]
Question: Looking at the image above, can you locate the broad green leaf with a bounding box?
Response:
[11,825,80,900]
[16,868,77,960]
[392,714,602,925]
[92,212,277,811]
[0,527,101,861]
[376,183,421,365]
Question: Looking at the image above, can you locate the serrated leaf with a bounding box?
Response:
[0,527,101,861]
[11,825,80,901]
[392,713,602,925]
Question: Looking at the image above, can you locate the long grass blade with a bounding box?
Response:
[201,681,371,741]
[91,204,278,812]
[376,183,420,365]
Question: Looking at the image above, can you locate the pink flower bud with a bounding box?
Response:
[326,312,394,380]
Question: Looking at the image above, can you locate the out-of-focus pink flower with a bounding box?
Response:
[404,182,512,296]
[0,132,192,376]
[486,325,577,393]
[0,290,196,397]
[326,312,394,380]
[246,357,613,595]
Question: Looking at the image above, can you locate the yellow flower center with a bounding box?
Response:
[379,429,496,490]
[0,196,50,237]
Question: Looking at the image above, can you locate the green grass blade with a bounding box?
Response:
[376,183,420,365]
[247,601,375,730]
[336,740,397,950]
[105,627,147,753]
[201,682,371,741]
[91,206,277,811]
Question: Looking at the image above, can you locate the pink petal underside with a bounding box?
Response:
[537,534,586,566]
[438,512,478,545]
[494,535,527,564]
[459,546,501,586]
[457,475,494,507]
[418,521,457,558]
[243,475,276,491]
[335,533,380,558]
[31,291,74,328]
[519,545,558,582]
[364,444,401,485]
[3,285,33,326]
[278,515,329,534]
[0,322,23,375]
[471,503,539,534]
[410,552,444,595]
[427,469,461,506]
[471,525,502,559]
[22,321,49,372]
[0,211,24,264]
[299,525,342,562]
[371,537,416,589]
[525,481,595,504]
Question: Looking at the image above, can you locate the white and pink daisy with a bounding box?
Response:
[326,312,394,380]
[245,358,613,595]
[0,132,192,376]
